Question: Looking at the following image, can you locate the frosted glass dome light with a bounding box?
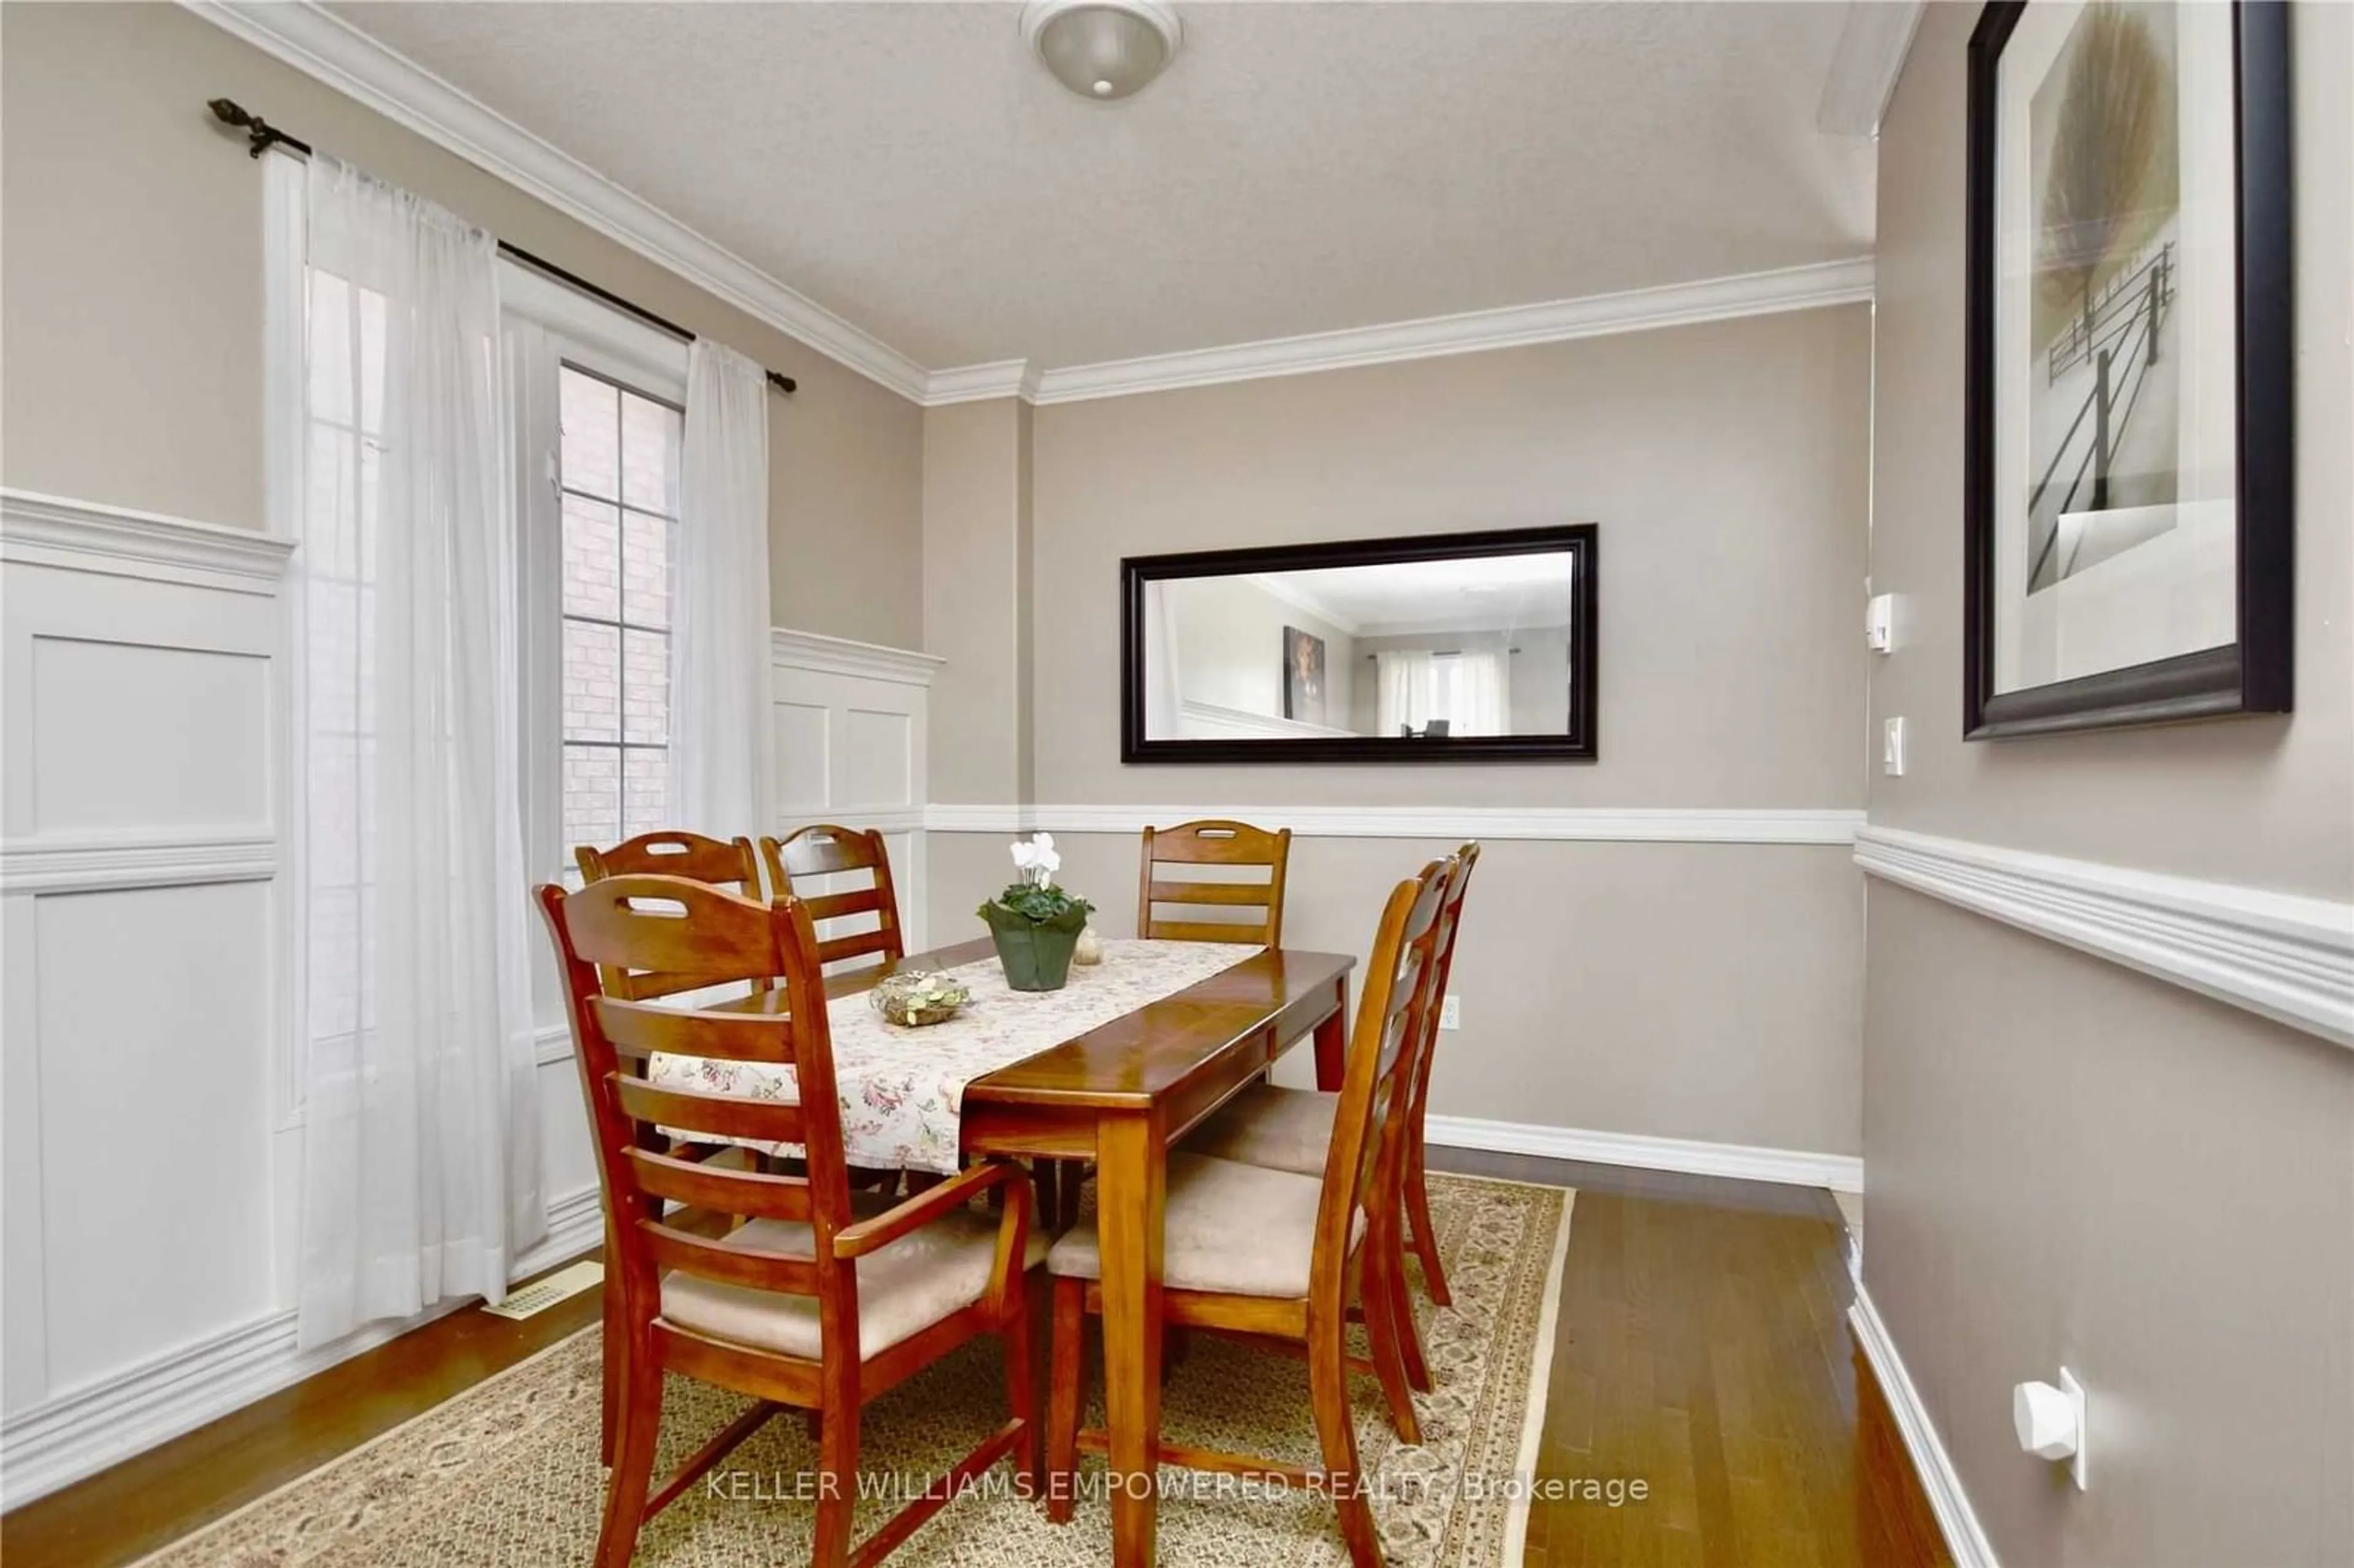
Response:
[1022,1,1183,102]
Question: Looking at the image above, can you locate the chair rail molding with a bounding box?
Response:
[927,804,1865,845]
[769,628,946,688]
[1849,1283,2002,1568]
[0,489,297,593]
[0,831,279,895]
[1856,825,2354,1047]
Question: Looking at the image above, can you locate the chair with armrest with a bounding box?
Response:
[538,874,1043,1568]
[1043,855,1453,1566]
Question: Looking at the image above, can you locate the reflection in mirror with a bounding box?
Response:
[1124,525,1596,763]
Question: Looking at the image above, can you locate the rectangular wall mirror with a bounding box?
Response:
[1121,523,1597,763]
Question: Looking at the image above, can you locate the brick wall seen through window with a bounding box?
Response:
[558,364,681,853]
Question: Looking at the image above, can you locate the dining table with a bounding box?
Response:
[715,934,1354,1568]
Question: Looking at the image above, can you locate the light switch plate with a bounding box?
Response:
[1883,716,1906,777]
[1865,593,1895,652]
[1439,994,1461,1030]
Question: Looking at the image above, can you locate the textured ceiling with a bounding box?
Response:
[325,2,1876,371]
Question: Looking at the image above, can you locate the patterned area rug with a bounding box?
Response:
[138,1174,1571,1568]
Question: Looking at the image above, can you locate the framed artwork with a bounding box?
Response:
[1281,625,1327,725]
[1964,0,2291,737]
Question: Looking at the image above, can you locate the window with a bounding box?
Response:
[555,364,682,851]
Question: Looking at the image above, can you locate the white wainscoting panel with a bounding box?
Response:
[771,630,938,953]
[1856,824,2354,1047]
[29,883,282,1394]
[0,493,299,1501]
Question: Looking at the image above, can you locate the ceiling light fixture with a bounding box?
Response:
[1021,0,1182,101]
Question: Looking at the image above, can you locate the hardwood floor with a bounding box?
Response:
[1,1155,1948,1568]
[1427,1149,1951,1568]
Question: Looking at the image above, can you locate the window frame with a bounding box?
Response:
[502,261,688,891]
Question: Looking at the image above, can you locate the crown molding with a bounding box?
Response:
[1818,2,1925,137]
[182,0,932,403]
[923,360,1040,406]
[191,0,1876,412]
[1856,825,2354,1047]
[1007,257,1876,406]
[769,627,945,687]
[0,489,297,594]
[1242,572,1362,637]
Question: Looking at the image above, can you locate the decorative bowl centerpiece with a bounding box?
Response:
[977,833,1094,992]
[868,970,971,1027]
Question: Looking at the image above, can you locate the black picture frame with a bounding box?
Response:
[1963,0,2292,739]
[1121,523,1598,764]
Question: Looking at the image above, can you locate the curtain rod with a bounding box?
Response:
[208,99,797,396]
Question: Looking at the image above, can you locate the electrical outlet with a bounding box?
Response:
[1439,994,1461,1030]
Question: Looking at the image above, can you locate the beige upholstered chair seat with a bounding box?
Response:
[663,1208,1048,1361]
[1188,1084,1337,1177]
[1046,1152,1359,1298]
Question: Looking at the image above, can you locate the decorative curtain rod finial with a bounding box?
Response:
[208,97,300,159]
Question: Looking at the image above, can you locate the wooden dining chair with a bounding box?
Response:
[761,825,907,973]
[1181,843,1479,1390]
[1135,819,1292,946]
[1043,857,1453,1567]
[537,874,1043,1568]
[576,830,768,995]
[573,831,775,1458]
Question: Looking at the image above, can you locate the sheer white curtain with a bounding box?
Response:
[1377,648,1509,735]
[1376,650,1437,735]
[669,340,773,836]
[294,154,541,1350]
[1448,650,1510,736]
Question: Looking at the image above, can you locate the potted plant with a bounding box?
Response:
[977,833,1092,992]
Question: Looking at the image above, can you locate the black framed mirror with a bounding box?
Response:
[1121,524,1597,764]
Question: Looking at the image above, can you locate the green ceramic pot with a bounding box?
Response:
[979,904,1086,992]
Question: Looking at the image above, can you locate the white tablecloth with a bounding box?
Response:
[646,938,1261,1173]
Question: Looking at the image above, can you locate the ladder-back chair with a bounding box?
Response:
[537,875,1040,1568]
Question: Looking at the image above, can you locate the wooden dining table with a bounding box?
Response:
[728,935,1354,1568]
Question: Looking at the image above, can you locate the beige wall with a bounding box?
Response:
[930,305,1875,1157]
[921,398,1030,802]
[1863,4,2354,1563]
[1030,305,1873,809]
[1866,3,2353,901]
[0,2,924,649]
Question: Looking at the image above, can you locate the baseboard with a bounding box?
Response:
[508,1183,606,1281]
[1425,1113,1864,1193]
[1849,1282,2002,1568]
[0,1185,603,1509]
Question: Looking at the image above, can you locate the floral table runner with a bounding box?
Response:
[646,938,1263,1173]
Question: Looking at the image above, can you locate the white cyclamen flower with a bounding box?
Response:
[1010,832,1060,887]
